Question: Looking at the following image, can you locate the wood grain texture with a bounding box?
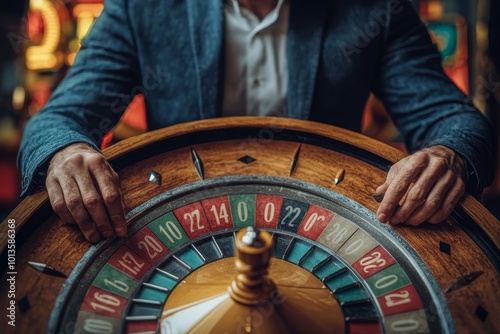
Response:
[1,117,498,334]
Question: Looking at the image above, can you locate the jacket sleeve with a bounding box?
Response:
[372,0,495,197]
[17,0,140,197]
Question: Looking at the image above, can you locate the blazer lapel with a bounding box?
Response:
[287,0,330,119]
[185,0,225,119]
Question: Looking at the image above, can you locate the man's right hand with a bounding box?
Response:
[45,143,127,243]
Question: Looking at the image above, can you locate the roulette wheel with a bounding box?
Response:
[1,117,499,334]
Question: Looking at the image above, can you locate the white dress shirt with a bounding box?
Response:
[222,0,289,117]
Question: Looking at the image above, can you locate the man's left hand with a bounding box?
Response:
[375,145,466,226]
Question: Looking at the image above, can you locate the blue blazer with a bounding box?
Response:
[18,0,494,197]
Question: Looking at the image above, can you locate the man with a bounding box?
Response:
[18,0,494,243]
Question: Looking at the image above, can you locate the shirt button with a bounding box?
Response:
[252,79,260,87]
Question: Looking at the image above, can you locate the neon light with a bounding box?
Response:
[66,3,103,65]
[26,0,61,70]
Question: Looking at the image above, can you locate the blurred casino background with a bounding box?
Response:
[0,0,498,221]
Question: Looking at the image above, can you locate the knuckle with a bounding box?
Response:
[87,153,106,167]
[411,151,426,161]
[409,152,428,166]
[434,156,448,167]
[435,161,449,174]
[102,191,120,204]
[391,180,407,193]
[83,194,101,208]
[66,196,82,210]
[425,198,441,211]
[406,191,425,205]
[61,155,84,169]
[51,199,66,213]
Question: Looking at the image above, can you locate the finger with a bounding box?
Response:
[426,178,465,224]
[375,182,389,198]
[74,171,115,239]
[59,177,100,243]
[375,159,406,195]
[91,164,127,237]
[390,158,448,224]
[46,177,76,225]
[404,171,455,226]
[374,163,400,218]
[377,156,425,223]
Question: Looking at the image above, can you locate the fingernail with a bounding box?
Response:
[115,227,127,237]
[378,213,387,224]
[372,193,385,203]
[89,232,101,243]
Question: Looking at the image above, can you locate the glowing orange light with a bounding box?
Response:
[27,11,44,43]
[66,3,103,65]
[26,0,62,70]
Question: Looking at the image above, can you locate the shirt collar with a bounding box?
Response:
[227,0,287,20]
